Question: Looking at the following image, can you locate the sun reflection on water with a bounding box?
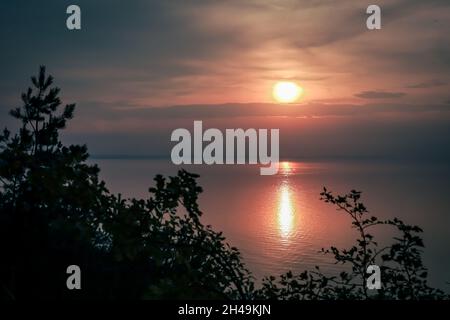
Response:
[278,183,295,238]
[280,161,294,175]
[277,162,297,239]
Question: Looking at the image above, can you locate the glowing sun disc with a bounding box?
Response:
[273,81,303,103]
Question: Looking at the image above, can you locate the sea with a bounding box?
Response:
[90,157,450,291]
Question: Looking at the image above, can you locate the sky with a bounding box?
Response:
[0,0,450,160]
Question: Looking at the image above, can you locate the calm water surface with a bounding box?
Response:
[91,159,450,290]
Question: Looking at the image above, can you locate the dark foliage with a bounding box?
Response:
[0,67,447,300]
[254,189,448,300]
[0,66,253,299]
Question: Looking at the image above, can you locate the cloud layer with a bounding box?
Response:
[0,1,449,161]
[355,91,406,99]
[0,0,449,109]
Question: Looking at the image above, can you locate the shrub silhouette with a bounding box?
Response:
[254,189,448,300]
[0,67,447,300]
[0,66,253,299]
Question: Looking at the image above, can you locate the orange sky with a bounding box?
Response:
[1,0,449,109]
[1,0,450,160]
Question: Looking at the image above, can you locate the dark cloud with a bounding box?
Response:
[407,80,447,88]
[355,91,406,99]
[61,102,450,161]
[67,102,450,126]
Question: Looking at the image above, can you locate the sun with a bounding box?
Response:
[273,81,303,103]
